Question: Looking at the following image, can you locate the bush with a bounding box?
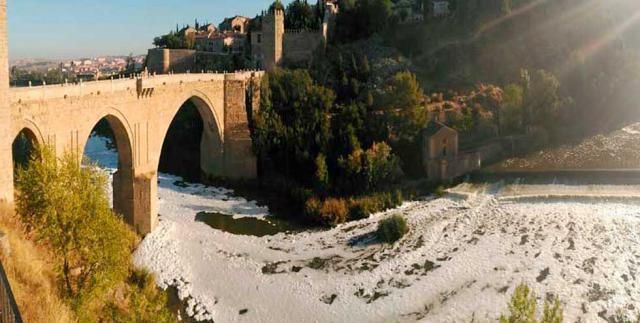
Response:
[434,185,447,197]
[304,197,323,221]
[319,198,349,226]
[499,283,563,323]
[348,197,378,220]
[376,215,409,243]
[103,268,174,323]
[348,190,404,221]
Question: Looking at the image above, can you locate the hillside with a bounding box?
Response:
[389,0,640,134]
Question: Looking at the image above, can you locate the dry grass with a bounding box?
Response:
[0,203,75,323]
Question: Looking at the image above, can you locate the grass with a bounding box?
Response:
[0,203,75,323]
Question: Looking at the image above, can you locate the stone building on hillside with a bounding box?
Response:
[219,16,251,34]
[250,2,338,70]
[421,121,481,181]
[147,1,338,74]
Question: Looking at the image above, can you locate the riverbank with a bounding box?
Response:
[85,134,640,322]
[133,180,640,322]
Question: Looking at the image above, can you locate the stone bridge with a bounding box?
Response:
[0,71,263,234]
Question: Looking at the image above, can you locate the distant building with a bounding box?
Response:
[196,31,246,54]
[148,1,339,73]
[251,2,338,70]
[421,121,480,181]
[219,16,250,34]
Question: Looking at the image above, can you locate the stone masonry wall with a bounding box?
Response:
[147,48,197,74]
[283,30,324,64]
[0,0,12,203]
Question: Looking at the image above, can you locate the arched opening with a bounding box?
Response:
[12,127,39,172]
[83,116,135,224]
[159,96,222,183]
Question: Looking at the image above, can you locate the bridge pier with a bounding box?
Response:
[113,168,135,227]
[131,171,158,234]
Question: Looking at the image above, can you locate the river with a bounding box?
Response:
[85,134,640,322]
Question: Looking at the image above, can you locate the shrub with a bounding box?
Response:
[434,185,447,197]
[348,197,377,221]
[499,283,563,323]
[347,191,404,221]
[319,198,348,226]
[376,215,409,243]
[103,268,174,323]
[304,197,323,221]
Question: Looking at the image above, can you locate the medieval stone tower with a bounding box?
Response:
[261,7,284,71]
[0,0,11,203]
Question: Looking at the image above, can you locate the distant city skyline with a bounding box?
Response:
[8,0,294,60]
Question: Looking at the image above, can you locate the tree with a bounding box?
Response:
[269,0,285,12]
[501,83,524,134]
[14,147,135,316]
[252,69,335,184]
[285,0,321,30]
[153,32,184,49]
[335,0,392,42]
[375,71,426,142]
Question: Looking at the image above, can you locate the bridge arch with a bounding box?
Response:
[81,112,136,227]
[11,124,42,169]
[157,92,224,181]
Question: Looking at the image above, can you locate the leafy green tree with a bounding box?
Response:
[269,0,285,12]
[337,142,401,194]
[153,32,184,49]
[501,83,524,134]
[285,0,321,30]
[375,71,426,142]
[14,146,136,317]
[314,153,330,194]
[252,69,335,184]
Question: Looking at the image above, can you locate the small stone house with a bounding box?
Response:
[421,121,481,181]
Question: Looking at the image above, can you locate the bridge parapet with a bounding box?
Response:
[10,71,264,103]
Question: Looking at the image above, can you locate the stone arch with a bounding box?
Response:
[81,112,136,227]
[12,119,44,148]
[157,91,224,180]
[11,124,42,169]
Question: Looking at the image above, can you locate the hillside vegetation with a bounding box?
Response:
[0,204,75,323]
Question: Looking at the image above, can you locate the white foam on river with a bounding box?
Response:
[86,135,640,322]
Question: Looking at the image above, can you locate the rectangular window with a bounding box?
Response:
[257,34,262,43]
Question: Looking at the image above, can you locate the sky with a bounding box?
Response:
[8,0,293,61]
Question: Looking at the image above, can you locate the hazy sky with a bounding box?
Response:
[8,0,294,61]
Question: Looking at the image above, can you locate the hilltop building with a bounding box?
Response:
[147,1,338,74]
[251,2,338,70]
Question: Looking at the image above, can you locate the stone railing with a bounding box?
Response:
[10,70,264,103]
